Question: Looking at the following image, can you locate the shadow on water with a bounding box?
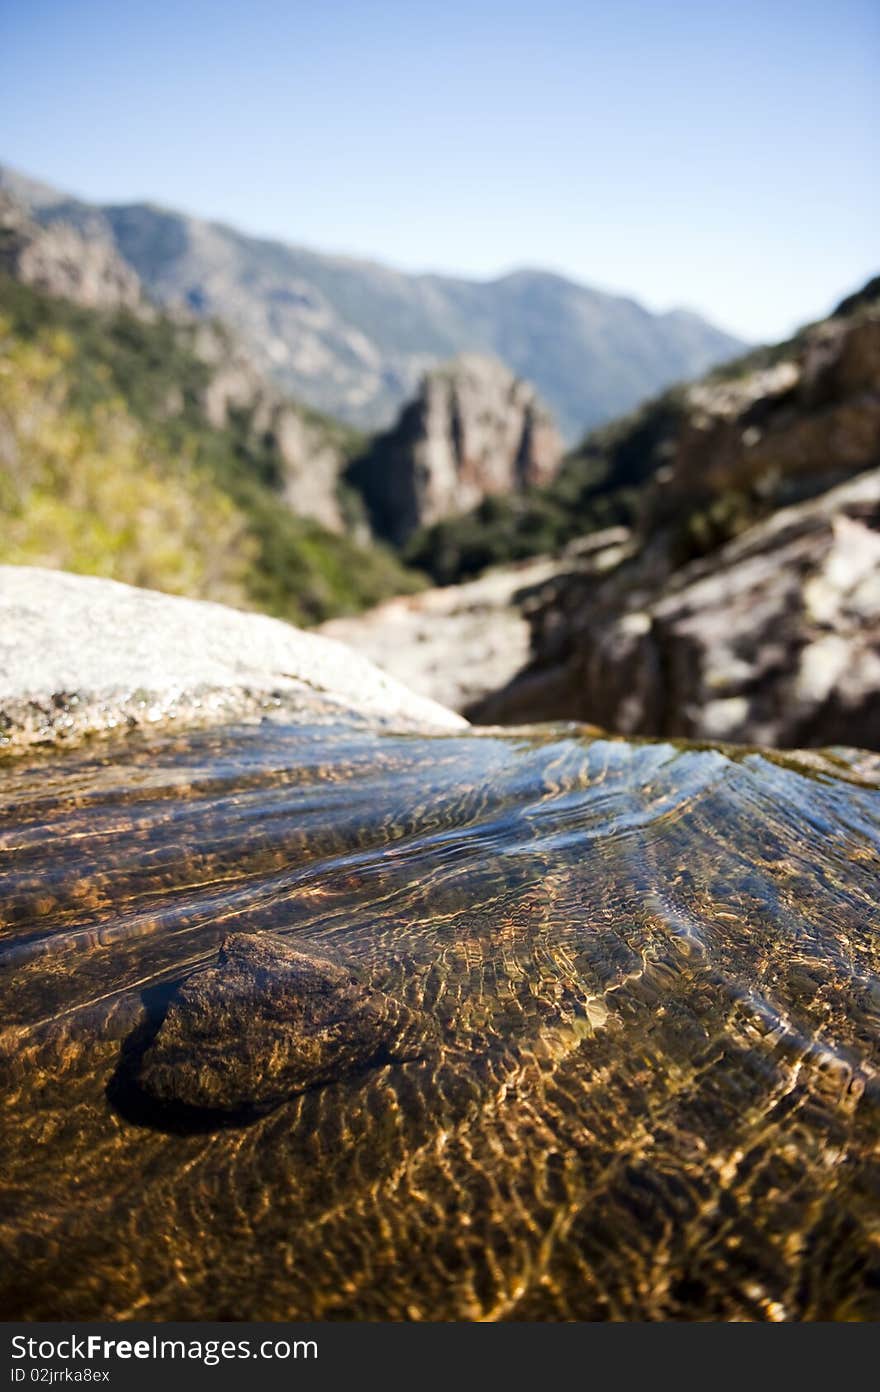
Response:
[104,978,241,1136]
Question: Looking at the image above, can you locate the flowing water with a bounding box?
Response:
[1,719,879,1321]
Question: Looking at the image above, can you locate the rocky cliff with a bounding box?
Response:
[0,162,745,439]
[474,471,880,747]
[187,318,357,532]
[0,191,142,313]
[472,288,880,748]
[642,292,880,549]
[347,354,563,545]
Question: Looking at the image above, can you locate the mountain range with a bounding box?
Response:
[0,162,745,441]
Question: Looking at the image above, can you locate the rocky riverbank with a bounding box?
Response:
[474,468,880,747]
[320,553,568,713]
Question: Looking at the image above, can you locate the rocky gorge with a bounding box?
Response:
[0,188,570,618]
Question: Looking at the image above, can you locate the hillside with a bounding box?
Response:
[0,162,745,440]
[0,214,423,624]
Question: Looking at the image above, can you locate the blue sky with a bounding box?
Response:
[1,0,877,341]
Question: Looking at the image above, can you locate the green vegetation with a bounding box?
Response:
[0,325,254,602]
[0,277,424,624]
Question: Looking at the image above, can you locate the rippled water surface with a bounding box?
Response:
[1,720,879,1320]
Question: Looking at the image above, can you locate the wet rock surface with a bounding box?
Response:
[133,932,429,1123]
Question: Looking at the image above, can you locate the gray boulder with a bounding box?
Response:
[0,566,466,751]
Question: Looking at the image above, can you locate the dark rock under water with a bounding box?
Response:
[130,931,431,1124]
[1,720,879,1320]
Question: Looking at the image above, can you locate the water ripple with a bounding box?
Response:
[1,720,878,1320]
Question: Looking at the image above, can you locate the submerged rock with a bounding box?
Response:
[136,932,428,1120]
[3,722,879,1319]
